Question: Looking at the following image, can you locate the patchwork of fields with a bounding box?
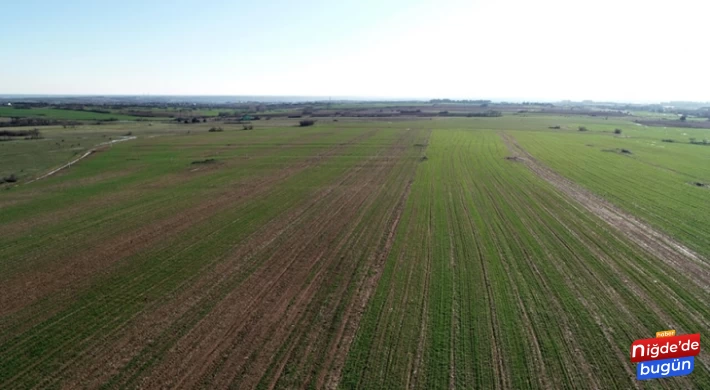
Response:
[1,116,709,389]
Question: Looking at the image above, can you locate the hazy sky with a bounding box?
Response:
[1,0,707,102]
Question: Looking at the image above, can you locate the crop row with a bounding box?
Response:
[341,129,710,389]
[512,130,710,258]
[0,126,412,387]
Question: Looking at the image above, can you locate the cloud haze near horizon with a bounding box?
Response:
[1,0,707,102]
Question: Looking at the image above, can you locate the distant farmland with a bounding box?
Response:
[1,114,709,389]
[0,106,144,121]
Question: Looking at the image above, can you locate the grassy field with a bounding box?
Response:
[0,106,143,121]
[0,121,186,181]
[1,115,709,388]
[341,126,710,389]
[512,129,710,258]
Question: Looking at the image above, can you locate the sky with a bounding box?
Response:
[1,0,708,102]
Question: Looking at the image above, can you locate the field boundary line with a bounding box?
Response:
[499,132,710,287]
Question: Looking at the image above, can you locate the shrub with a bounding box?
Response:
[661,139,675,143]
[0,128,41,138]
[1,117,62,128]
[299,120,315,127]
[25,129,42,140]
[578,126,588,131]
[208,127,223,132]
[2,174,17,183]
[243,125,254,130]
[191,158,217,165]
[614,128,622,134]
[467,110,502,118]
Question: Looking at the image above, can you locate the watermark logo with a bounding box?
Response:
[631,331,700,381]
[637,357,694,380]
[656,330,676,338]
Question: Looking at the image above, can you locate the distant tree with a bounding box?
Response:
[191,117,200,123]
[578,126,588,132]
[466,110,502,118]
[299,120,315,127]
[680,115,687,122]
[614,128,622,134]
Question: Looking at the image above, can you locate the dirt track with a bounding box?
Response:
[24,136,137,185]
[500,132,710,290]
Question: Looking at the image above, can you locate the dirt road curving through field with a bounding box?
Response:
[24,136,137,185]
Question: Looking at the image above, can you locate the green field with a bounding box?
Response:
[0,106,143,121]
[1,114,709,388]
[512,129,710,258]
